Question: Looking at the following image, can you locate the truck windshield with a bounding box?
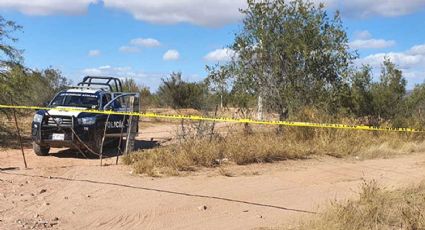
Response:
[50,93,99,108]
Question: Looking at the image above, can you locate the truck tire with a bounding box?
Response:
[33,142,50,156]
[88,131,103,155]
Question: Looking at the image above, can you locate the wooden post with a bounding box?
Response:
[12,109,27,169]
[116,114,126,165]
[100,113,111,166]
[257,94,263,121]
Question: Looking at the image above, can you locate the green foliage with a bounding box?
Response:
[0,16,22,65]
[350,65,374,117]
[212,0,356,119]
[204,0,416,129]
[121,78,158,109]
[0,16,69,118]
[405,83,425,128]
[371,58,407,120]
[157,72,207,110]
[1,65,69,107]
[122,78,140,92]
[29,68,69,105]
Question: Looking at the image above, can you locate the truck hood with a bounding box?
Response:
[47,106,88,117]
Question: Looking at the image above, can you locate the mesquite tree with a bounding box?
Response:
[209,0,356,120]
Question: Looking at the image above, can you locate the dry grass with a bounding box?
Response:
[0,114,33,149]
[123,124,425,176]
[293,180,425,230]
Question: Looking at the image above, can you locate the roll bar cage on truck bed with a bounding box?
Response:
[77,76,123,92]
[31,76,140,159]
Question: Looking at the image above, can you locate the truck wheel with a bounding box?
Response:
[89,131,103,155]
[33,142,50,156]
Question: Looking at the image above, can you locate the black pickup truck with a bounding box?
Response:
[31,76,139,156]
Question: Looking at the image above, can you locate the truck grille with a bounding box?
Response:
[46,116,73,127]
[41,128,73,141]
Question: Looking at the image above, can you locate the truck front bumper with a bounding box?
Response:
[32,121,96,149]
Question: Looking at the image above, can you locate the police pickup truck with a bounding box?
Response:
[31,76,139,156]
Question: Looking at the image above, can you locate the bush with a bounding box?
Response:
[295,180,425,230]
[157,72,208,110]
[123,124,425,176]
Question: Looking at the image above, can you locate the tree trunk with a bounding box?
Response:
[276,107,288,135]
[257,94,263,120]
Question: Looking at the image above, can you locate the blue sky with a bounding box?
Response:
[1,0,425,90]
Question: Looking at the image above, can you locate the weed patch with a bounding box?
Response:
[123,126,425,176]
[294,180,425,230]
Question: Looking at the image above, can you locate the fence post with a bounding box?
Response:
[12,108,28,169]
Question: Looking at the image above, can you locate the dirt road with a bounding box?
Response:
[1,124,425,229]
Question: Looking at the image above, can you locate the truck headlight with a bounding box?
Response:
[33,114,43,123]
[78,117,96,125]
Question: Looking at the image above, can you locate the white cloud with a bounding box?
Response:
[360,43,425,69]
[1,1,424,27]
[163,49,180,61]
[83,65,132,76]
[130,38,160,47]
[349,31,395,50]
[409,44,425,55]
[340,0,425,18]
[357,43,425,87]
[88,49,101,57]
[100,0,425,26]
[81,65,167,90]
[0,0,98,15]
[118,46,140,53]
[102,0,247,27]
[361,52,424,69]
[204,48,236,62]
[349,39,396,49]
[404,71,425,80]
[355,30,372,40]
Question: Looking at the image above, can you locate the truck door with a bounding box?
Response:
[103,93,140,135]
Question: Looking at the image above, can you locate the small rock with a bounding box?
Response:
[48,176,52,179]
[243,210,249,212]
[257,215,263,219]
[38,220,48,225]
[30,193,35,197]
[198,205,208,211]
[86,195,91,198]
[44,202,50,206]
[39,189,47,194]
[34,214,39,218]
[52,217,59,221]
[19,193,23,196]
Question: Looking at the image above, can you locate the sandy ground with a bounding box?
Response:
[1,124,425,229]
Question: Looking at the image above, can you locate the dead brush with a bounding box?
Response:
[124,125,425,176]
[123,107,425,176]
[294,180,425,230]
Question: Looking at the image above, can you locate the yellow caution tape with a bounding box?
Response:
[0,104,423,133]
